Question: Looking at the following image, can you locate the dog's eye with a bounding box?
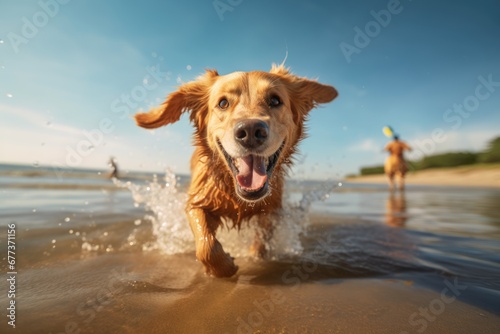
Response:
[269,95,281,108]
[218,98,229,110]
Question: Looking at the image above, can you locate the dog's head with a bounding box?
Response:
[135,65,337,202]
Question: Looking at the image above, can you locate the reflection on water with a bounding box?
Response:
[385,191,407,227]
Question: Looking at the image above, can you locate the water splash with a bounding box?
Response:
[116,170,342,259]
[114,170,192,254]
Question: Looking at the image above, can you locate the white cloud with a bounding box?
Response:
[348,138,382,152]
[406,128,498,160]
[1,103,84,136]
[0,104,192,174]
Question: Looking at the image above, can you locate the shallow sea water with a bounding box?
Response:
[0,166,499,333]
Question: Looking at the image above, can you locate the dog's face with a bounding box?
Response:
[206,71,295,201]
[135,65,337,202]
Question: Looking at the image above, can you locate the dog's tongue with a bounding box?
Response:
[236,155,267,191]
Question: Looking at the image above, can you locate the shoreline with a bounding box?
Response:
[344,164,500,188]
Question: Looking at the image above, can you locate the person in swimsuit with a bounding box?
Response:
[384,135,412,191]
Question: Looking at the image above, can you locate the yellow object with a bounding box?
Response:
[383,126,394,138]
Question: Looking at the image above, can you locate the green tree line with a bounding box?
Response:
[359,136,500,176]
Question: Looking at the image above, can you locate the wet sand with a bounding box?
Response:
[345,164,500,188]
[11,251,500,334]
[4,212,500,334]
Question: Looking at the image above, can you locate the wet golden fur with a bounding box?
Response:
[135,65,337,277]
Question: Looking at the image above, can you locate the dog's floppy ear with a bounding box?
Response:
[134,69,219,129]
[270,64,338,122]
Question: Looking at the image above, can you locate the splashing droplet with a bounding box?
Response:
[0,39,4,44]
[64,217,71,222]
[186,65,192,70]
[6,93,13,98]
[33,161,39,167]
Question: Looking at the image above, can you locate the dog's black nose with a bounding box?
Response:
[234,120,269,149]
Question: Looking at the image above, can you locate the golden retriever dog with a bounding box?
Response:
[134,64,337,277]
[384,136,412,191]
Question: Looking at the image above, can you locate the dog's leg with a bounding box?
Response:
[250,213,276,258]
[187,208,238,277]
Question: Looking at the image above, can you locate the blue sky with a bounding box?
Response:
[1,0,499,179]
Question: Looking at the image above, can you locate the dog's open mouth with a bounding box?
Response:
[219,141,284,201]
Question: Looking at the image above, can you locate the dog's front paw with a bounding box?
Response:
[197,239,238,278]
[205,253,238,278]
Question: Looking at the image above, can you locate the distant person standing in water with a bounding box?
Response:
[108,157,119,179]
[384,135,412,191]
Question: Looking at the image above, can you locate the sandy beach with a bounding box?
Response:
[344,164,500,188]
[1,165,500,333]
